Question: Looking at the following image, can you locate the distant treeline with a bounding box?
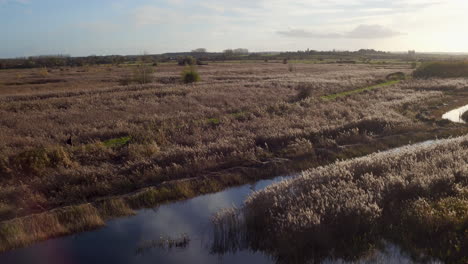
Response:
[0,55,127,69]
[0,49,462,70]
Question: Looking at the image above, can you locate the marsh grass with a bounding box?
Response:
[213,135,468,263]
[0,62,464,253]
[0,128,465,253]
[0,204,104,252]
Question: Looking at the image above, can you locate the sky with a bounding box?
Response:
[1,0,468,58]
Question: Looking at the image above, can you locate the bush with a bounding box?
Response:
[413,61,468,78]
[294,83,313,101]
[119,64,155,85]
[181,67,201,83]
[133,64,155,84]
[178,56,196,66]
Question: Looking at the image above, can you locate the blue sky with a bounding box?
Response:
[1,0,467,57]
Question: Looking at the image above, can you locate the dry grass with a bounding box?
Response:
[0,204,104,252]
[0,62,467,252]
[213,135,468,263]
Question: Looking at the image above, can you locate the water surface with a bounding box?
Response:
[442,104,468,123]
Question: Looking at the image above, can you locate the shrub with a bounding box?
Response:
[413,61,468,78]
[132,64,155,84]
[294,83,313,101]
[282,58,288,64]
[38,67,49,78]
[177,56,196,66]
[119,64,155,85]
[181,67,201,83]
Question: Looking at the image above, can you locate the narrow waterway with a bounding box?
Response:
[0,141,445,264]
[442,104,468,123]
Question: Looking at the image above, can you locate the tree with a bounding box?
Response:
[177,56,196,66]
[223,49,234,56]
[192,48,207,53]
[233,48,249,55]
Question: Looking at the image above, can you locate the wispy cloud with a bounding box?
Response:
[278,25,404,39]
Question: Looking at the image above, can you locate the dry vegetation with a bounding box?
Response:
[212,135,468,263]
[0,61,467,251]
[413,61,468,78]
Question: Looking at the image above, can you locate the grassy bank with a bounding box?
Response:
[212,135,468,263]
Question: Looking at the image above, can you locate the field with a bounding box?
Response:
[1,61,468,251]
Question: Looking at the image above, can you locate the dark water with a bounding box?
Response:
[0,174,438,264]
[0,177,284,264]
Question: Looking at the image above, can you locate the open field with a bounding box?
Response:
[1,61,468,251]
[213,135,468,263]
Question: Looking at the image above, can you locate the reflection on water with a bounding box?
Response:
[0,175,437,264]
[0,177,283,264]
[442,104,468,123]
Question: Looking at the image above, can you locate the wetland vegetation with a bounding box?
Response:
[0,58,468,260]
[212,135,468,263]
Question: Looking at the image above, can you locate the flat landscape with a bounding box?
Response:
[0,60,467,262]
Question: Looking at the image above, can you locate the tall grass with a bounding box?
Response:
[213,135,468,263]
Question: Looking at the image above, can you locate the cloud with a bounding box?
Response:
[347,24,404,38]
[278,24,404,39]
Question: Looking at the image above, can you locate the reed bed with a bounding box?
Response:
[212,135,468,263]
[0,62,464,244]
